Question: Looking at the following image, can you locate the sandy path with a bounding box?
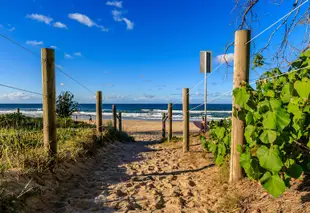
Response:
[31,133,216,213]
[28,132,310,213]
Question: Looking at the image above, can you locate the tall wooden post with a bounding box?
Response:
[112,104,117,131]
[230,30,251,183]
[168,103,173,142]
[96,91,103,134]
[42,48,57,161]
[118,112,122,132]
[183,88,189,152]
[162,112,166,138]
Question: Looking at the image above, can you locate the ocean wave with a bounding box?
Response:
[0,109,230,121]
[143,109,232,114]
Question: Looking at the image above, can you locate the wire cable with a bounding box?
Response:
[0,33,96,95]
[246,0,309,44]
[170,62,225,109]
[0,83,43,96]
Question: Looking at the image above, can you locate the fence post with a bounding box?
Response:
[41,48,57,163]
[168,103,172,142]
[230,30,251,183]
[112,104,117,131]
[162,112,166,139]
[183,88,189,152]
[118,112,122,132]
[96,91,103,135]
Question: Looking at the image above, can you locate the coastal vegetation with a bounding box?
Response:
[201,50,310,197]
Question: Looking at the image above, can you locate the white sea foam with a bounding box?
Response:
[0,108,230,121]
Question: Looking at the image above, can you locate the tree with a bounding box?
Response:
[56,91,78,118]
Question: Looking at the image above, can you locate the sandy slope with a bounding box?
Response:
[25,131,310,213]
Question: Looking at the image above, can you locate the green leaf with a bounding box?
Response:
[287,101,300,115]
[215,127,225,140]
[215,154,224,166]
[287,164,303,179]
[240,151,261,180]
[264,90,275,98]
[218,143,226,156]
[294,78,310,99]
[260,171,272,184]
[245,112,254,125]
[262,174,286,197]
[257,145,283,173]
[259,130,277,144]
[233,87,250,108]
[200,136,208,150]
[263,108,290,131]
[269,99,282,110]
[280,83,293,103]
[244,125,256,147]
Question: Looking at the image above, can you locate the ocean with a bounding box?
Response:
[0,104,232,121]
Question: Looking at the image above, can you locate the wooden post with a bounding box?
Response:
[162,112,166,138]
[96,91,103,134]
[230,30,251,183]
[118,112,122,132]
[42,48,57,161]
[112,104,117,131]
[168,103,172,142]
[183,88,189,152]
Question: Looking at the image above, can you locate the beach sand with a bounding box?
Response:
[121,120,200,136]
[27,123,310,213]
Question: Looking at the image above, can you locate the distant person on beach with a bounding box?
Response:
[201,116,206,132]
[89,115,92,123]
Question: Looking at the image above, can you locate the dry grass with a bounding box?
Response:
[0,115,134,213]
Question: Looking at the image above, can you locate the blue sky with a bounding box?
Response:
[0,0,308,104]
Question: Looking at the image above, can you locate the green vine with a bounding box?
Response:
[201,119,231,166]
[201,50,310,197]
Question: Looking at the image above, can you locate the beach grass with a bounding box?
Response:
[0,113,133,174]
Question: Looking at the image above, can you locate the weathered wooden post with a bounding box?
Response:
[168,103,173,142]
[230,30,251,183]
[162,112,166,138]
[112,104,117,131]
[96,91,103,134]
[183,88,189,152]
[42,48,57,162]
[118,112,122,132]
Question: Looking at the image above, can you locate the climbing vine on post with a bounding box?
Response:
[201,50,310,197]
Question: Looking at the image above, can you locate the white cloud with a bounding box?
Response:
[216,53,234,63]
[53,22,68,29]
[123,18,134,30]
[112,9,122,21]
[68,13,95,27]
[74,52,82,56]
[26,40,43,46]
[50,45,57,49]
[26,14,53,25]
[60,82,65,86]
[64,53,73,59]
[2,92,38,101]
[112,10,134,30]
[106,1,123,8]
[68,13,108,32]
